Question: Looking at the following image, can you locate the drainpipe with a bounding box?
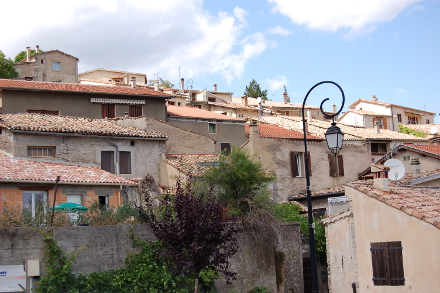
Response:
[108,138,120,175]
[390,107,395,131]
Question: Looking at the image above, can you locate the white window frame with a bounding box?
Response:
[23,191,47,217]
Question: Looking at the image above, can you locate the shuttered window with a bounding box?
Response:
[290,152,311,177]
[119,151,131,174]
[101,104,116,118]
[101,151,115,173]
[370,241,405,286]
[129,105,142,117]
[328,154,344,177]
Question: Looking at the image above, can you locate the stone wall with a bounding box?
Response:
[0,223,302,293]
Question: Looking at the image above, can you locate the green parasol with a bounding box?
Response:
[49,202,88,212]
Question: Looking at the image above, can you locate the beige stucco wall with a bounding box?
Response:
[347,185,440,292]
[1,131,165,182]
[324,211,359,293]
[114,116,215,154]
[244,137,370,202]
[0,90,167,121]
[390,148,440,174]
[79,70,146,86]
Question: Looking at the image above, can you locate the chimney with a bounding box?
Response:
[307,110,312,122]
[411,158,421,177]
[35,45,39,53]
[213,84,217,92]
[180,78,184,90]
[375,121,381,134]
[154,80,159,91]
[248,120,260,155]
[333,104,337,113]
[243,96,248,107]
[372,95,377,101]
[302,120,309,135]
[283,91,288,104]
[26,47,31,62]
[371,164,390,192]
[130,77,137,88]
[124,112,129,118]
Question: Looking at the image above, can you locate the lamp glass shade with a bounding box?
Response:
[325,124,344,154]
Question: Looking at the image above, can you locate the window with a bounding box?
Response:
[426,119,430,124]
[101,151,115,173]
[403,156,411,161]
[27,110,59,115]
[373,117,387,129]
[27,147,55,157]
[328,154,344,177]
[370,143,387,154]
[168,101,175,105]
[98,195,109,210]
[52,62,61,71]
[23,191,47,218]
[101,104,116,118]
[290,151,311,177]
[119,151,131,174]
[370,241,405,286]
[397,114,402,122]
[407,116,418,124]
[209,123,217,134]
[220,143,231,154]
[129,105,142,117]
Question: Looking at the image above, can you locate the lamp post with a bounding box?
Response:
[302,81,345,293]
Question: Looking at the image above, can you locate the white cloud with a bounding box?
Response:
[396,88,409,94]
[0,0,267,84]
[265,75,288,92]
[267,26,291,36]
[268,0,422,38]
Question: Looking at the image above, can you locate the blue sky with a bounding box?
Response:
[1,0,439,121]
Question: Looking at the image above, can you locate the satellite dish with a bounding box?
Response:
[430,126,438,135]
[384,158,405,181]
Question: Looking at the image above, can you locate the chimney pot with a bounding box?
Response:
[213,84,217,92]
[180,78,184,90]
[283,91,288,104]
[130,77,137,88]
[372,95,377,101]
[154,81,159,91]
[26,47,31,62]
[36,45,39,53]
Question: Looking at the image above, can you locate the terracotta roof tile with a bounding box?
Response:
[349,98,435,115]
[0,153,135,185]
[165,154,219,176]
[167,105,245,121]
[0,79,172,97]
[245,123,322,140]
[406,144,440,155]
[0,113,167,139]
[347,181,440,229]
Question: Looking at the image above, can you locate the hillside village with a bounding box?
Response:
[1,47,440,293]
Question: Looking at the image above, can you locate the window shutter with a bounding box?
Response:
[383,118,388,129]
[307,152,312,176]
[290,151,299,177]
[371,241,404,286]
[328,154,337,177]
[338,155,344,176]
[101,104,116,118]
[101,151,115,173]
[119,151,132,174]
[388,242,405,286]
[129,105,142,117]
[371,242,388,286]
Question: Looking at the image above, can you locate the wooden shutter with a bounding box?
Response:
[383,118,388,129]
[290,151,299,177]
[370,241,404,286]
[337,155,344,176]
[129,105,142,117]
[119,151,131,174]
[307,152,312,176]
[101,151,115,173]
[328,154,337,177]
[101,104,116,118]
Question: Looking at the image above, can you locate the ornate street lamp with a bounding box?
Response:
[301,81,345,293]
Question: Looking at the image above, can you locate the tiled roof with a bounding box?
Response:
[230,97,318,109]
[407,144,440,155]
[349,98,435,115]
[400,124,440,136]
[347,181,440,229]
[341,109,392,117]
[167,105,245,121]
[259,115,430,141]
[0,113,167,139]
[245,122,322,140]
[165,154,219,176]
[0,152,135,185]
[17,49,79,63]
[0,79,172,97]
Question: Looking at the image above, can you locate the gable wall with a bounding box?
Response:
[354,102,391,115]
[347,186,440,292]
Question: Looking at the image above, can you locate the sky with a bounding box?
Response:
[1,0,439,122]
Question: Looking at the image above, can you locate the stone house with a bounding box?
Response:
[166,105,247,153]
[0,152,135,217]
[243,122,371,202]
[14,46,79,83]
[338,96,436,130]
[0,79,172,120]
[323,179,440,293]
[79,68,147,86]
[0,114,167,185]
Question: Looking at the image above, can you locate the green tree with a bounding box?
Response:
[148,78,175,88]
[202,147,275,216]
[0,51,19,79]
[244,79,268,101]
[14,48,43,63]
